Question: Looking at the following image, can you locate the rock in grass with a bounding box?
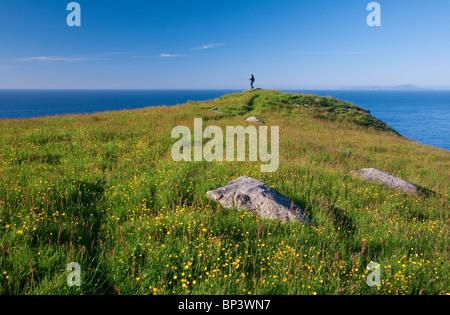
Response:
[206,176,311,224]
[350,168,418,194]
[246,116,265,124]
[208,108,224,114]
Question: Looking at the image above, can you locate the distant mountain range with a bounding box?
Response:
[344,84,432,91]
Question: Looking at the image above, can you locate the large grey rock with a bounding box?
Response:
[206,176,311,224]
[350,168,418,194]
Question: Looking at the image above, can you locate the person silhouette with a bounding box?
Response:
[249,74,255,89]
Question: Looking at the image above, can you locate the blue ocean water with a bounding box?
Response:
[0,90,240,119]
[0,89,449,151]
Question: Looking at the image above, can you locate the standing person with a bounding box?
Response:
[249,74,255,89]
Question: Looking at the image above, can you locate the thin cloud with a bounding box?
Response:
[16,52,125,63]
[160,54,184,58]
[193,43,223,50]
[132,54,185,59]
[17,56,92,63]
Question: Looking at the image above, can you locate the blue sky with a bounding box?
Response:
[0,0,449,89]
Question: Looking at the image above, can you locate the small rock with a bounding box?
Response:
[350,168,418,194]
[206,176,311,224]
[246,116,265,124]
[209,108,224,114]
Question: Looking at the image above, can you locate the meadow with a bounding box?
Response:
[0,89,448,295]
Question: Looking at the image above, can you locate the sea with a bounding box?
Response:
[0,89,449,151]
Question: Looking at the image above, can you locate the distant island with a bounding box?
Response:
[344,84,432,91]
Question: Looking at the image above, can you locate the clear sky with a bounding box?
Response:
[0,0,449,89]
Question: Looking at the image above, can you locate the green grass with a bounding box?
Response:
[0,89,448,295]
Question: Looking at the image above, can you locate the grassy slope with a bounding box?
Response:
[0,89,448,295]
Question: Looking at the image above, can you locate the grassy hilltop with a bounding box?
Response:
[0,89,448,295]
